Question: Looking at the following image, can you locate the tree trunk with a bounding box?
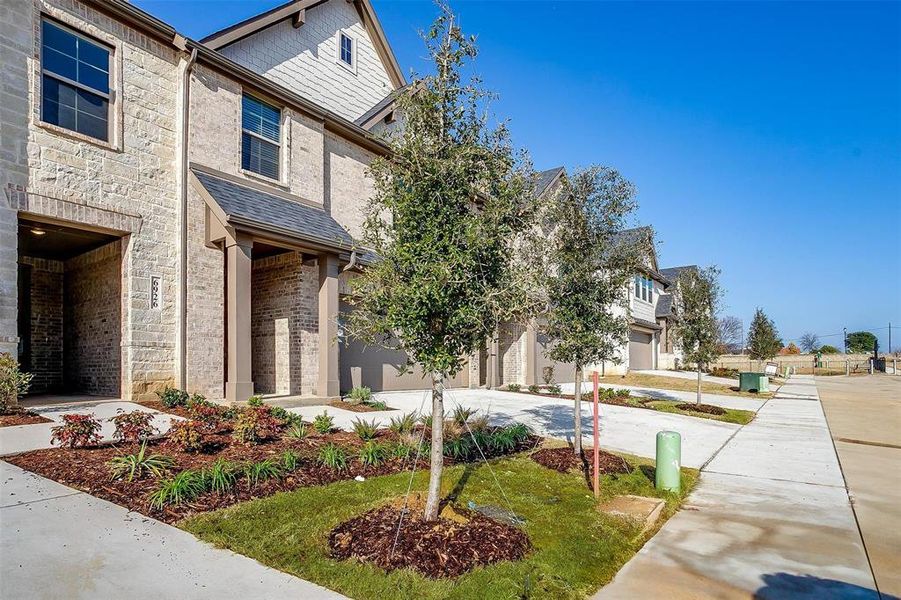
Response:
[573,365,583,455]
[423,372,445,521]
[696,365,702,404]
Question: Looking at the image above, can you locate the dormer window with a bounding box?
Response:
[338,32,355,69]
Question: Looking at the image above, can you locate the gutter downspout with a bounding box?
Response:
[176,39,198,390]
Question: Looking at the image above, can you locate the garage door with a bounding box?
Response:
[338,302,468,392]
[628,330,654,370]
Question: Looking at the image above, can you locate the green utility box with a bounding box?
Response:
[655,431,681,493]
[739,372,769,393]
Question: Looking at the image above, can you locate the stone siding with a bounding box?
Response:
[218,0,394,121]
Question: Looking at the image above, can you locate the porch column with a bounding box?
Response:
[225,234,254,404]
[318,254,340,398]
[524,321,537,386]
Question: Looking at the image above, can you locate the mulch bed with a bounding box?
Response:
[0,410,52,427]
[328,504,530,578]
[531,447,632,477]
[678,402,726,416]
[328,400,392,413]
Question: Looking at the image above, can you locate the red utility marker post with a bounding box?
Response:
[592,370,600,498]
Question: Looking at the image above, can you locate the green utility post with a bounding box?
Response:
[655,431,681,493]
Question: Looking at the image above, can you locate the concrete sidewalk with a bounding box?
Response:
[817,375,901,598]
[595,375,881,599]
[0,461,345,600]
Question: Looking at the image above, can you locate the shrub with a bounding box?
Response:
[148,470,205,509]
[527,384,540,394]
[50,413,102,448]
[109,409,157,443]
[452,405,477,426]
[542,365,555,385]
[232,406,281,445]
[388,412,417,434]
[156,387,189,409]
[243,459,283,487]
[317,443,348,470]
[247,395,264,407]
[0,352,32,414]
[167,420,205,452]
[313,411,335,434]
[282,449,300,472]
[351,417,379,441]
[205,459,238,494]
[286,421,310,439]
[358,441,389,466]
[108,441,175,482]
[345,386,372,405]
[546,384,562,396]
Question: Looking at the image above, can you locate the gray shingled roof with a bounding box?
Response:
[656,293,674,318]
[535,167,565,197]
[192,169,355,250]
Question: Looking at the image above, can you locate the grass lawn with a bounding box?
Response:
[183,451,698,599]
[600,372,776,400]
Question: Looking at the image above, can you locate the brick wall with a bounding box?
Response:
[63,241,121,396]
[18,257,63,393]
[219,0,394,121]
[251,251,319,396]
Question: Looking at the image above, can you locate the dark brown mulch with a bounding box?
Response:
[328,504,530,578]
[679,403,726,416]
[531,447,632,478]
[0,410,52,427]
[328,400,392,413]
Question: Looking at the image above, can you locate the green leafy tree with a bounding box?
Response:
[819,344,840,354]
[846,331,877,354]
[672,266,722,404]
[348,5,538,521]
[747,308,781,362]
[543,167,649,454]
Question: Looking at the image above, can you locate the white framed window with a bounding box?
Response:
[241,93,281,180]
[40,18,112,142]
[337,31,355,70]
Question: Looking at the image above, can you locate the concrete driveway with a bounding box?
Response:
[0,461,345,600]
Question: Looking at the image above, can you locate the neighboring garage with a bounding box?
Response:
[628,329,655,371]
[338,301,468,392]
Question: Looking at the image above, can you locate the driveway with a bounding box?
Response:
[816,374,901,597]
[594,375,881,599]
[0,461,345,599]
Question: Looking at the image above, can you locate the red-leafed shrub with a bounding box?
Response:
[232,406,282,445]
[51,413,102,448]
[167,419,205,452]
[109,410,157,443]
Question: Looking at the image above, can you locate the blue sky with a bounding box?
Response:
[138,0,901,351]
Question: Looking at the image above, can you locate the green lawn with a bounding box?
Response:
[183,452,697,600]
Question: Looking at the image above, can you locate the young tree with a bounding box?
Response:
[748,308,781,362]
[846,331,877,354]
[672,267,722,404]
[348,5,537,521]
[543,167,649,455]
[717,315,743,354]
[798,332,820,354]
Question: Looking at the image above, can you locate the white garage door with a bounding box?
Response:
[628,330,654,370]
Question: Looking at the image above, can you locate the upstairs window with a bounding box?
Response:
[41,19,111,142]
[241,94,280,180]
[339,32,354,68]
[634,275,654,303]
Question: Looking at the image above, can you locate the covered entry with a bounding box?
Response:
[17,217,123,397]
[628,329,655,371]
